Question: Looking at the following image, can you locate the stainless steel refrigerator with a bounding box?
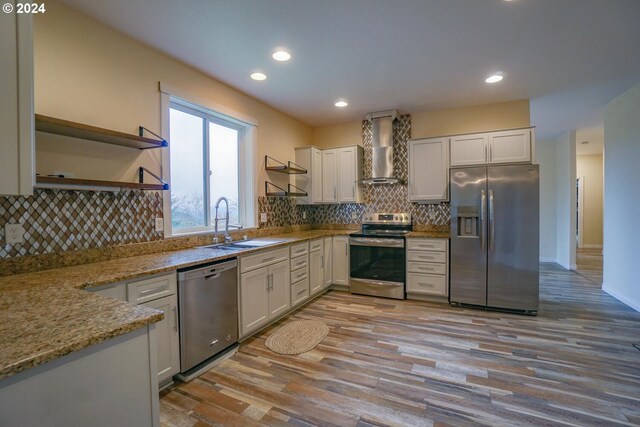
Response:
[449,164,539,314]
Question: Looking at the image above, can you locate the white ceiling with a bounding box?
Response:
[57,0,640,138]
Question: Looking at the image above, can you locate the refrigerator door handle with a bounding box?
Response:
[480,190,486,250]
[489,189,495,251]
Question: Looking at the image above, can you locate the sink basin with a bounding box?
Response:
[231,239,284,247]
[200,239,284,251]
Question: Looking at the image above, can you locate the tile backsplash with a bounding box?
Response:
[0,189,163,259]
[1,113,448,261]
[272,114,451,229]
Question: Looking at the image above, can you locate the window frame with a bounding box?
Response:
[164,97,256,237]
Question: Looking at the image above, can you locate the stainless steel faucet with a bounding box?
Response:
[213,196,242,243]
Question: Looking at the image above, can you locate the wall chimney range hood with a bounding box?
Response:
[359,109,402,185]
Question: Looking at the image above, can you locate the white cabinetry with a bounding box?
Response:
[408,137,450,202]
[336,146,363,203]
[294,147,323,204]
[0,6,33,196]
[450,133,488,167]
[239,248,291,337]
[92,273,179,387]
[322,149,338,202]
[332,236,349,286]
[406,239,449,299]
[127,273,179,386]
[290,242,309,307]
[323,237,333,288]
[488,128,531,164]
[450,128,534,168]
[309,239,324,296]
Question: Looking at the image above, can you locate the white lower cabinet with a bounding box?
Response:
[406,238,449,299]
[91,272,180,387]
[239,266,270,334]
[240,249,291,337]
[309,240,324,295]
[323,237,333,288]
[332,236,349,286]
[142,295,179,385]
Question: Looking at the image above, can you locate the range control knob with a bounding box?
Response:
[394,215,399,220]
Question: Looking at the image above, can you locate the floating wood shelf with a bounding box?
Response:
[36,176,167,191]
[265,181,307,198]
[35,114,167,150]
[264,156,307,174]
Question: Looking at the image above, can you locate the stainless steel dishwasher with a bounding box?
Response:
[177,258,238,373]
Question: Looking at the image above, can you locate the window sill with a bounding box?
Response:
[168,226,258,239]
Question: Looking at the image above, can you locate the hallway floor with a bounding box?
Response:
[576,247,603,285]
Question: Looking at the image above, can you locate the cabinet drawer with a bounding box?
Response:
[407,239,447,252]
[407,262,446,275]
[309,239,323,253]
[291,277,310,306]
[407,251,447,263]
[127,273,177,304]
[407,273,447,296]
[291,265,309,284]
[290,242,309,258]
[240,247,289,273]
[290,254,308,271]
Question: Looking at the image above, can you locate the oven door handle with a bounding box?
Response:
[349,237,405,248]
[349,278,404,288]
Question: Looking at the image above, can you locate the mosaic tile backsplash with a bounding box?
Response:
[282,114,451,228]
[0,189,163,259]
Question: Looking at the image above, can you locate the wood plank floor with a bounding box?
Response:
[160,263,640,427]
[576,247,603,285]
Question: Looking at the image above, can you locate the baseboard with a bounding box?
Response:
[540,257,557,263]
[555,260,574,270]
[602,283,640,312]
[583,244,603,249]
[330,284,350,292]
[571,263,577,270]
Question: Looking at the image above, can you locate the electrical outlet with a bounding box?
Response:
[260,213,267,224]
[351,212,358,220]
[428,212,436,221]
[5,224,25,244]
[155,218,164,232]
[302,211,307,220]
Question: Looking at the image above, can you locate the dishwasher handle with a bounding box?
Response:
[178,259,238,281]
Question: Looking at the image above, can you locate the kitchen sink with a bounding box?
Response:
[201,239,284,251]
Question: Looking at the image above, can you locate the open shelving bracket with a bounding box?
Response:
[265,181,308,197]
[138,126,168,148]
[139,167,170,190]
[264,156,307,174]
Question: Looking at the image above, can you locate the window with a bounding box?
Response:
[168,101,253,234]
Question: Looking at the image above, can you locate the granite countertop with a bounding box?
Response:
[0,228,448,381]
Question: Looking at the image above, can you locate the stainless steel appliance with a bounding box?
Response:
[449,165,539,314]
[349,213,412,299]
[177,259,238,373]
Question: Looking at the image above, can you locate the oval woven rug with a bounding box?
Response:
[265,320,329,355]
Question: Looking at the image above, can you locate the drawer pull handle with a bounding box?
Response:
[138,286,167,296]
[297,289,306,296]
[263,256,275,262]
[209,339,219,347]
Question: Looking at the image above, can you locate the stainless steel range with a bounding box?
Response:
[349,213,412,299]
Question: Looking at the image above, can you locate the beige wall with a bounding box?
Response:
[577,154,603,246]
[311,100,530,148]
[34,1,311,195]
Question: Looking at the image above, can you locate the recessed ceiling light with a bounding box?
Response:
[250,72,267,81]
[485,74,504,84]
[334,100,348,108]
[272,50,291,61]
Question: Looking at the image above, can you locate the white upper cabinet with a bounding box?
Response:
[322,149,338,203]
[337,146,363,203]
[450,133,488,167]
[294,147,323,204]
[408,137,449,202]
[0,8,33,196]
[450,128,534,168]
[488,128,531,164]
